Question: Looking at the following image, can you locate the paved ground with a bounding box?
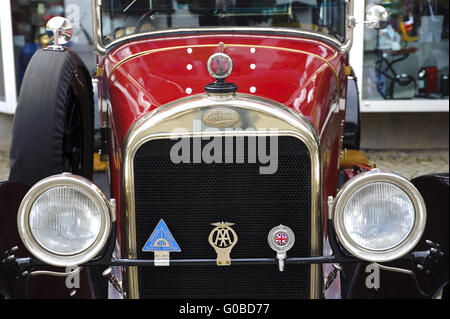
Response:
[0,151,9,181]
[364,150,449,180]
[1,149,448,183]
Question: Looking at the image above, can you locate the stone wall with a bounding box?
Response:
[361,112,449,150]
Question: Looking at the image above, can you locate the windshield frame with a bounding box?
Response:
[92,0,354,55]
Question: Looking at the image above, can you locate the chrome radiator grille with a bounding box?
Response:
[132,136,312,298]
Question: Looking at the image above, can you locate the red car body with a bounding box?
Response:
[100,34,347,249]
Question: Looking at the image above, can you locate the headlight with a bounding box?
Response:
[332,169,426,262]
[17,173,112,267]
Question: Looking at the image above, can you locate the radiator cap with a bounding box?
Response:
[205,51,238,95]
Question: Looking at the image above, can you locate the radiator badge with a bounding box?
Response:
[208,222,238,266]
[202,108,240,128]
[143,219,181,266]
[268,225,295,272]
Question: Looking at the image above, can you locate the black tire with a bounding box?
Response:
[8,49,94,187]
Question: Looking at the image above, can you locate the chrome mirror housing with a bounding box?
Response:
[365,4,389,29]
[46,16,73,48]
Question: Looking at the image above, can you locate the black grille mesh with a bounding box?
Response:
[133,136,311,298]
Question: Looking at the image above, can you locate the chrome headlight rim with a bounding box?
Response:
[17,173,112,267]
[332,169,426,262]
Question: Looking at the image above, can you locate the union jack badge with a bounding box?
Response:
[268,225,295,272]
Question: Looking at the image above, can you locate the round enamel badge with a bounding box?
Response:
[207,53,233,80]
[268,225,295,252]
[268,225,295,272]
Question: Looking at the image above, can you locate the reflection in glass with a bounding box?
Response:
[101,0,347,44]
[11,0,95,94]
[363,0,449,101]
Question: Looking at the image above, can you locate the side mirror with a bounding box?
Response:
[46,16,72,48]
[365,5,389,29]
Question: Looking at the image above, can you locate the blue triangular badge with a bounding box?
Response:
[142,219,181,252]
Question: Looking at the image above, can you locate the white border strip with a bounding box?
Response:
[0,0,18,114]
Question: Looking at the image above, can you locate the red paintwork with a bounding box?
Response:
[98,32,348,250]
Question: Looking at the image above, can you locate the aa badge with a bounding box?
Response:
[268,225,295,272]
[142,219,181,266]
[208,222,238,266]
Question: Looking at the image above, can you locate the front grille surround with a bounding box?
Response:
[134,136,311,298]
[122,93,322,298]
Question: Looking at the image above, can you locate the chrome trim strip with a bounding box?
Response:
[341,0,355,53]
[92,0,354,55]
[92,0,106,55]
[331,169,427,262]
[122,93,322,299]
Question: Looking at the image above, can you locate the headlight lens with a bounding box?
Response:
[342,182,415,251]
[17,174,112,267]
[333,170,426,262]
[29,186,103,255]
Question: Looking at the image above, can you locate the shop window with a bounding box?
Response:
[363,0,449,100]
[11,0,95,94]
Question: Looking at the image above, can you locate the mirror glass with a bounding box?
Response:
[366,4,389,29]
[46,16,73,45]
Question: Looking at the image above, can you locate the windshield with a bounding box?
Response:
[100,0,347,45]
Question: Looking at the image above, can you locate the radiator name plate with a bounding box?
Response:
[202,108,240,128]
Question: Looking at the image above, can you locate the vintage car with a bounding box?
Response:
[0,0,448,299]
